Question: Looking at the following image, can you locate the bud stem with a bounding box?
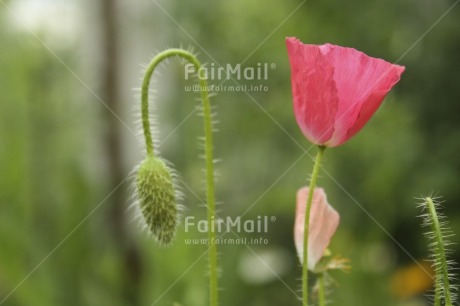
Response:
[141,49,218,306]
[302,145,326,306]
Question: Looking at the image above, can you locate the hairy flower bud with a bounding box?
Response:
[136,156,178,245]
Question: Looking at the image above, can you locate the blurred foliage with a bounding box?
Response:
[1,0,459,306]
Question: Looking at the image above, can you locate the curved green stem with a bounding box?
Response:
[141,49,218,306]
[318,273,326,306]
[426,197,453,306]
[302,146,326,306]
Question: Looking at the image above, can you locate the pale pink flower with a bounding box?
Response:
[294,187,340,270]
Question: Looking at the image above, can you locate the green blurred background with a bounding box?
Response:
[1,0,459,305]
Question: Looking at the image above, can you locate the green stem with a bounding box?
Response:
[302,146,326,306]
[426,197,452,306]
[435,282,441,306]
[318,273,326,306]
[141,49,218,306]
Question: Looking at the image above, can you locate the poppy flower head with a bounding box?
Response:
[286,37,405,147]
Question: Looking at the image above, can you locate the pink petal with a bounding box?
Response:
[319,44,405,146]
[286,37,339,145]
[345,65,405,141]
[294,187,340,270]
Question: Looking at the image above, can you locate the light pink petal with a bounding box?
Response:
[286,37,339,145]
[294,187,340,270]
[319,44,405,147]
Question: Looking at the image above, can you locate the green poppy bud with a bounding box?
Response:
[136,156,178,245]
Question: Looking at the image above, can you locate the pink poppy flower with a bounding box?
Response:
[294,187,339,270]
[286,37,405,147]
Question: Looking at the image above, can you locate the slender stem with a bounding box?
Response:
[434,281,441,306]
[302,146,326,306]
[318,273,326,306]
[434,249,441,306]
[426,197,453,306]
[141,49,218,306]
[200,63,218,306]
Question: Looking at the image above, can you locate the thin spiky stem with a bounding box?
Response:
[141,49,218,306]
[435,282,441,306]
[425,197,453,306]
[302,146,326,306]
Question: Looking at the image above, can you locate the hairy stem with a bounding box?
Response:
[426,197,453,306]
[302,146,326,306]
[141,49,218,306]
[435,283,441,306]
